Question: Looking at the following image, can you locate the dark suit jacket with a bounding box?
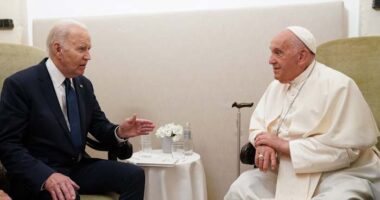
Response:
[0,58,119,193]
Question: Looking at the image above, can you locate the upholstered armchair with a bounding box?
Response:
[0,43,130,200]
[316,36,380,149]
[0,43,47,90]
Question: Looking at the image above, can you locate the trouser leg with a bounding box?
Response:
[70,158,145,200]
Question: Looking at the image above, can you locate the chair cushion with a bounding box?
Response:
[80,193,118,200]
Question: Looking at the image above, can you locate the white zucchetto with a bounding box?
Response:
[286,26,316,54]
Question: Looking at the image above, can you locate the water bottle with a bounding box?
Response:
[183,122,193,155]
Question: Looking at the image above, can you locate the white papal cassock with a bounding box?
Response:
[225,60,380,200]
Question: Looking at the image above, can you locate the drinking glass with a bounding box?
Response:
[171,141,185,160]
[140,134,152,157]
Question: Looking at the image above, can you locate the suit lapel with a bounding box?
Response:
[37,64,71,137]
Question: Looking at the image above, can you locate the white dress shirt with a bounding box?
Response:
[45,58,70,128]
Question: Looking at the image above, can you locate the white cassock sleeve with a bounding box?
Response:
[290,78,378,173]
[290,137,360,173]
[248,83,273,145]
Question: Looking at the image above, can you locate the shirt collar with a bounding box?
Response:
[46,58,67,88]
[289,59,316,87]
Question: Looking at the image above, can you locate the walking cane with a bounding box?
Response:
[232,102,254,176]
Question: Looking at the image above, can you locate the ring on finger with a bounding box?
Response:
[258,154,264,160]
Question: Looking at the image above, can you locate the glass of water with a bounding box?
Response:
[140,134,152,157]
[171,141,185,160]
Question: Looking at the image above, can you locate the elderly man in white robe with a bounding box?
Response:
[224,26,380,200]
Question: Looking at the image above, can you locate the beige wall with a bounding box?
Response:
[360,0,380,35]
[0,0,28,44]
[33,2,345,199]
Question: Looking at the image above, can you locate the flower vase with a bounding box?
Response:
[161,136,173,153]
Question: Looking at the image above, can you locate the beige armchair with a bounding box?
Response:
[316,36,380,149]
[0,43,46,90]
[0,43,119,200]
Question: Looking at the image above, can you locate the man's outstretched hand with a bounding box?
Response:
[117,114,155,139]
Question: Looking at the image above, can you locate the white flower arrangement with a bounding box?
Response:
[155,123,183,142]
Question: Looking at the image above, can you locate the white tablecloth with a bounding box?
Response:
[125,150,207,200]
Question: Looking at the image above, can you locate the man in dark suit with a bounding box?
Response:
[0,20,155,200]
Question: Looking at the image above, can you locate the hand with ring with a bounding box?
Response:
[255,145,278,172]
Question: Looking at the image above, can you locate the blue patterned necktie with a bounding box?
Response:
[64,78,82,152]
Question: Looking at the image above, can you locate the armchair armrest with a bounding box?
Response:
[86,137,133,160]
[240,142,256,166]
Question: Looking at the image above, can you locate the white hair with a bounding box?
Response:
[46,19,88,56]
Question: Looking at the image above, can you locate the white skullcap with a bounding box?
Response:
[286,26,316,54]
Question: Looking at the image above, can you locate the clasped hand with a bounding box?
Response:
[254,132,290,172]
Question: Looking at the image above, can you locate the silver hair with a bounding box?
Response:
[46,19,88,56]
